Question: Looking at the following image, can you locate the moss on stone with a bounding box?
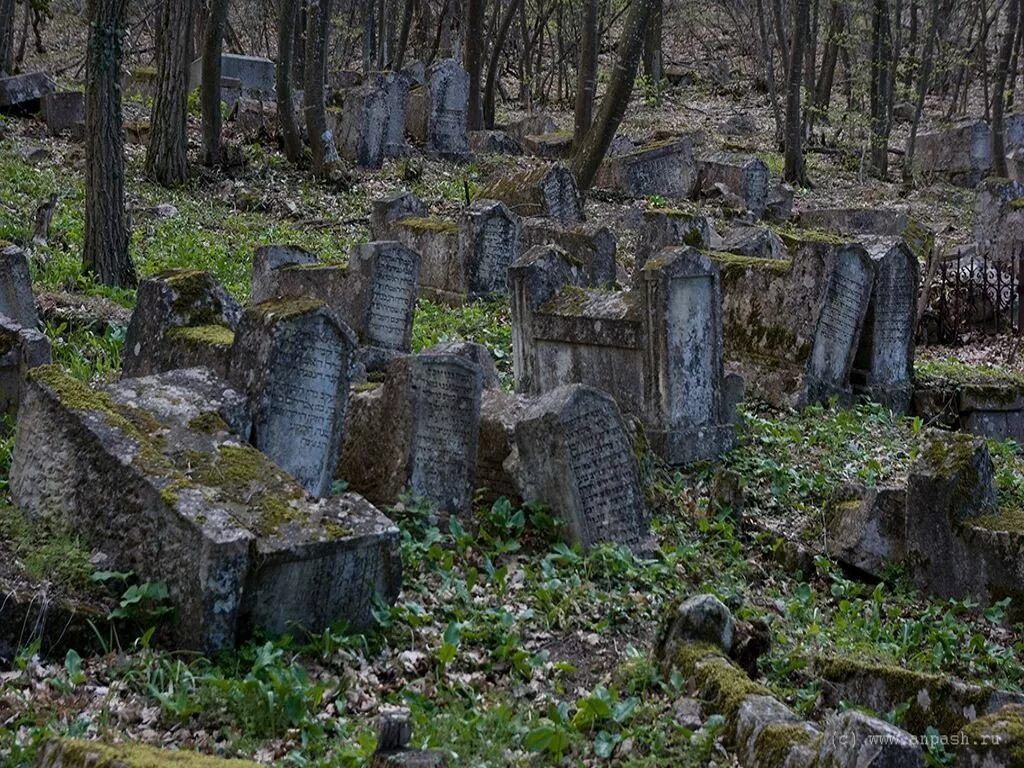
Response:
[251,296,325,321]
[972,507,1024,533]
[156,269,217,315]
[669,642,768,721]
[774,226,847,248]
[752,723,819,767]
[915,357,1024,391]
[960,704,1024,764]
[47,738,260,767]
[166,324,235,349]
[188,412,229,434]
[324,521,354,539]
[707,251,791,281]
[399,216,459,235]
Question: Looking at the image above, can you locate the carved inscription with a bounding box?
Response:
[868,253,915,383]
[473,216,516,295]
[809,250,873,392]
[561,400,646,549]
[366,246,417,349]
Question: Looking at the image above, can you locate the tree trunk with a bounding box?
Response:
[84,0,135,288]
[814,1,843,112]
[278,0,305,164]
[305,0,339,177]
[642,0,663,83]
[483,0,520,127]
[869,0,894,177]
[574,0,599,146]
[393,0,416,71]
[201,0,230,167]
[0,0,16,75]
[784,0,811,185]
[466,0,485,130]
[571,0,656,190]
[146,0,198,186]
[904,0,942,182]
[993,0,1020,177]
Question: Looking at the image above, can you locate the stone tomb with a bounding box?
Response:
[515,385,652,552]
[698,152,770,217]
[850,239,919,412]
[340,353,483,518]
[10,365,401,652]
[594,137,699,200]
[251,242,420,352]
[478,164,584,225]
[229,299,356,498]
[122,270,242,379]
[510,245,735,464]
[406,58,471,161]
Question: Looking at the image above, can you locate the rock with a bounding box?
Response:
[635,209,715,274]
[827,485,907,577]
[469,129,523,155]
[735,695,820,768]
[719,113,758,136]
[818,710,924,767]
[958,704,1024,767]
[506,112,559,139]
[659,594,735,657]
[765,183,795,221]
[672,697,704,730]
[475,389,532,506]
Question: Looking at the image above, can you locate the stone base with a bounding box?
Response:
[649,424,735,466]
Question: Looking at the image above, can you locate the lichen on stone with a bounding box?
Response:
[166,324,235,349]
[43,738,261,767]
[398,216,459,235]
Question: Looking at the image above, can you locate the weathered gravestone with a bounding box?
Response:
[595,137,699,200]
[0,71,55,110]
[407,59,471,161]
[521,132,573,159]
[469,129,524,155]
[340,353,483,518]
[122,270,242,379]
[11,366,401,652]
[459,199,522,296]
[912,118,992,185]
[251,242,420,352]
[635,209,715,276]
[0,314,50,418]
[698,153,770,217]
[796,205,935,263]
[189,54,275,96]
[510,245,735,464]
[720,225,785,260]
[0,244,40,328]
[519,217,618,286]
[369,191,429,239]
[373,70,411,158]
[337,83,388,168]
[40,91,85,136]
[514,385,652,552]
[972,177,1024,265]
[478,164,584,225]
[383,216,461,303]
[850,240,919,412]
[229,299,357,497]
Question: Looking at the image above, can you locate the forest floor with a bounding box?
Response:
[1,67,1024,767]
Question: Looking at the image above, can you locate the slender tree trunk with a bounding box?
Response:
[84,0,135,288]
[146,0,198,186]
[466,0,485,129]
[278,0,304,164]
[305,0,339,177]
[363,0,376,73]
[1007,4,1024,109]
[0,0,15,75]
[869,0,895,177]
[784,0,811,185]
[815,1,842,112]
[292,0,307,84]
[201,0,230,167]
[642,0,663,83]
[483,0,520,127]
[905,0,942,182]
[394,0,416,70]
[571,0,657,190]
[756,0,785,146]
[993,0,1019,177]
[574,0,599,146]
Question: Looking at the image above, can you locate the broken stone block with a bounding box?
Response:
[0,314,51,417]
[340,353,483,518]
[11,366,401,652]
[635,209,715,275]
[476,389,532,506]
[519,217,618,287]
[0,71,55,111]
[514,384,652,552]
[595,137,699,200]
[764,183,795,221]
[426,340,501,389]
[827,485,907,577]
[469,129,523,155]
[189,53,275,96]
[521,131,573,159]
[913,118,992,186]
[229,299,357,497]
[122,270,242,379]
[40,90,85,136]
[699,153,770,217]
[720,225,785,260]
[0,244,39,327]
[818,711,924,768]
[958,705,1024,768]
[735,695,820,768]
[37,739,262,767]
[478,164,584,225]
[370,191,429,240]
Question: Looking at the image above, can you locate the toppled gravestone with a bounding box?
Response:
[38,739,263,768]
[719,225,785,260]
[595,136,699,200]
[521,131,573,159]
[912,118,992,186]
[477,164,584,225]
[11,365,401,652]
[340,353,483,518]
[511,244,735,464]
[229,299,356,497]
[0,71,56,110]
[514,384,653,552]
[122,269,242,379]
[698,152,770,217]
[250,242,420,353]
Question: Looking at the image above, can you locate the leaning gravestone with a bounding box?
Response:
[459,199,522,296]
[420,59,471,161]
[11,365,401,652]
[374,70,411,157]
[122,270,242,379]
[337,83,388,168]
[514,384,652,552]
[478,164,584,225]
[341,353,483,518]
[229,299,357,497]
[595,137,699,200]
[0,244,40,327]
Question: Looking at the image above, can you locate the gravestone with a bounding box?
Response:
[386,216,461,303]
[913,118,992,185]
[595,137,699,200]
[341,353,484,518]
[370,191,428,239]
[478,164,584,225]
[506,112,558,139]
[720,225,784,260]
[11,365,401,652]
[698,153,770,217]
[189,54,275,96]
[522,132,573,159]
[0,244,39,327]
[519,217,618,286]
[375,70,411,157]
[229,299,357,497]
[40,91,84,136]
[469,129,523,155]
[635,209,715,275]
[122,270,242,379]
[0,71,55,110]
[514,385,652,552]
[459,199,522,296]
[337,83,388,168]
[425,59,471,161]
[851,240,918,412]
[805,245,876,403]
[0,314,50,417]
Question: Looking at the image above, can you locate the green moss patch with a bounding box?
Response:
[399,216,458,235]
[752,723,819,767]
[166,324,235,349]
[46,738,260,767]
